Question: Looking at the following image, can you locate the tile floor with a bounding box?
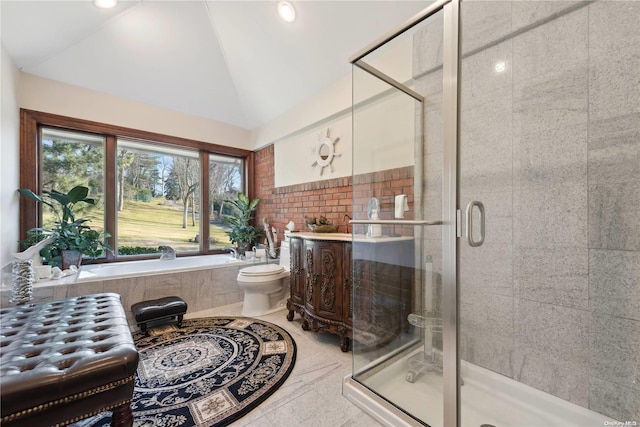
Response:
[187,303,384,427]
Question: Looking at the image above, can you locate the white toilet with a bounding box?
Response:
[237,243,290,316]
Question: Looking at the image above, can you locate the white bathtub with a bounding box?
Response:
[76,254,243,282]
[344,348,618,427]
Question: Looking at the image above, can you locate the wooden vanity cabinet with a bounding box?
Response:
[287,237,351,351]
[287,236,305,309]
[287,235,413,353]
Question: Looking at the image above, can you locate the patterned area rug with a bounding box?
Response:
[78,317,296,427]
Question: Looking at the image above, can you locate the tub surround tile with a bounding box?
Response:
[588,183,640,251]
[220,290,244,307]
[590,312,640,389]
[29,285,56,303]
[109,277,145,324]
[176,275,198,306]
[189,279,214,313]
[513,247,588,310]
[142,273,182,299]
[589,250,640,321]
[73,280,106,298]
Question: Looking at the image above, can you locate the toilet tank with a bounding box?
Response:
[279,242,290,268]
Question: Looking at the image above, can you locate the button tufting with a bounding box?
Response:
[25,350,44,358]
[59,346,79,355]
[1,292,139,422]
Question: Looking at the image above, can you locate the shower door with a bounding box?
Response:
[347,0,638,426]
[457,1,639,425]
[347,1,461,426]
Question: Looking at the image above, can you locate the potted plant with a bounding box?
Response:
[18,185,112,269]
[224,192,263,255]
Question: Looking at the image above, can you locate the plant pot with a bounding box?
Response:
[61,250,83,270]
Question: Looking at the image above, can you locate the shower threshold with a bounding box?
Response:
[343,349,619,427]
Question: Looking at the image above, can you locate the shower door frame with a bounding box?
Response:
[347,0,462,425]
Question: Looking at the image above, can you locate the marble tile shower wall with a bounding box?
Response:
[415,1,639,421]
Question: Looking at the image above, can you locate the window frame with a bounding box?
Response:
[19,108,255,263]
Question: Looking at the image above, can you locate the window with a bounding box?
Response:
[209,154,243,250]
[40,128,105,233]
[116,139,203,255]
[20,109,254,262]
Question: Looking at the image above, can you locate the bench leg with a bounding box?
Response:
[111,402,134,427]
[177,314,184,327]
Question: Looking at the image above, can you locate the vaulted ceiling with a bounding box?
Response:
[1,1,429,130]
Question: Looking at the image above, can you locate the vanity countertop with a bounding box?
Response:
[289,232,413,243]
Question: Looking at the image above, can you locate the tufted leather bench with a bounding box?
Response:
[0,293,139,427]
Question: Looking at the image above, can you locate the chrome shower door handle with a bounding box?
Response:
[465,201,485,247]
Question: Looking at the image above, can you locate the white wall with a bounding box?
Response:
[0,43,21,269]
[274,113,352,187]
[20,74,252,150]
[254,36,415,188]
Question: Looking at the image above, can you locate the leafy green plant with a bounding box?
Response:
[18,185,112,267]
[118,246,162,255]
[223,192,262,254]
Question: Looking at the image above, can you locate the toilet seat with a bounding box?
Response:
[239,264,286,277]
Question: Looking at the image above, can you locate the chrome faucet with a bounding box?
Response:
[159,245,176,260]
[225,247,238,259]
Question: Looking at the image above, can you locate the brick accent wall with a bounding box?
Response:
[254,145,414,242]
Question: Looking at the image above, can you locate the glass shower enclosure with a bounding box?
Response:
[344,0,639,426]
[346,3,454,426]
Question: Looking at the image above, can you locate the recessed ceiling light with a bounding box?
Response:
[277,1,296,23]
[94,0,117,9]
